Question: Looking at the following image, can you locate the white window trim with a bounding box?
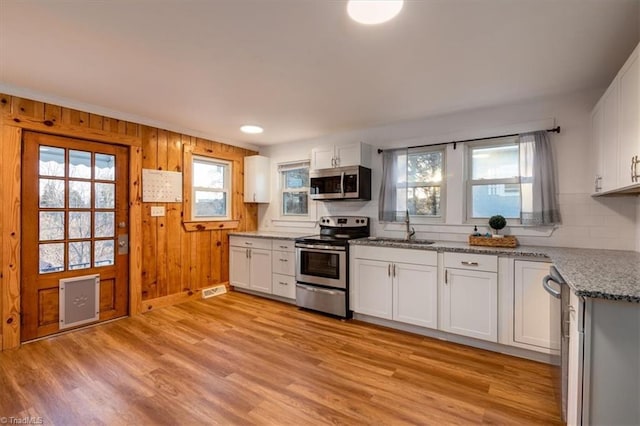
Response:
[465,137,523,224]
[277,160,317,222]
[191,155,232,221]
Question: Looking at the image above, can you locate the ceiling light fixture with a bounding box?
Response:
[347,0,404,25]
[240,125,264,134]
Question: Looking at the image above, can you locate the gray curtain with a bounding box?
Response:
[519,131,561,225]
[378,148,406,221]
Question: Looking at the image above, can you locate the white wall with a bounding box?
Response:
[259,89,639,251]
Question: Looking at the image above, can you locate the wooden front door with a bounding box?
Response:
[21,131,129,341]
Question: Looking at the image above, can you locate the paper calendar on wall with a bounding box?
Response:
[142,169,183,202]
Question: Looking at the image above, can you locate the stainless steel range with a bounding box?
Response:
[295,216,369,318]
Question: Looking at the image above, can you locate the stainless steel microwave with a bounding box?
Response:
[309,165,371,201]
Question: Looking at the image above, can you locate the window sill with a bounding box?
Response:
[183,220,240,232]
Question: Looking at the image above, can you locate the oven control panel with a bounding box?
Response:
[319,216,368,227]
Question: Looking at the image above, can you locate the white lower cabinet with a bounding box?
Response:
[513,260,559,352]
[229,237,272,293]
[352,246,438,328]
[441,253,498,342]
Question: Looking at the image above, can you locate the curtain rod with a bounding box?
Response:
[376,126,561,154]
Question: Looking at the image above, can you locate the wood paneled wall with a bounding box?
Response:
[139,128,258,307]
[0,93,258,350]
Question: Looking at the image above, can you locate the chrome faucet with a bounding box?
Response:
[404,210,415,241]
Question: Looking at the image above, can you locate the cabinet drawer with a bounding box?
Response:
[272,274,296,299]
[229,236,271,250]
[444,252,497,272]
[272,250,295,276]
[352,246,437,266]
[272,239,295,252]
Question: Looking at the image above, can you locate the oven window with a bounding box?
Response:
[300,250,340,280]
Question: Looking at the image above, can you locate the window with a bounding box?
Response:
[279,161,309,216]
[467,137,531,220]
[191,155,232,220]
[397,148,445,218]
[380,146,445,221]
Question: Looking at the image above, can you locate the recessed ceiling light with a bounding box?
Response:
[347,0,404,25]
[240,125,264,134]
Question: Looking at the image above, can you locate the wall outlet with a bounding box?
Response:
[150,206,165,217]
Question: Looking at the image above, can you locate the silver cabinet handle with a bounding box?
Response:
[392,264,396,277]
[631,157,635,182]
[388,264,391,277]
[279,281,288,286]
[340,171,345,197]
[279,245,288,249]
[445,269,448,284]
[244,241,253,246]
[279,258,288,262]
[461,261,479,266]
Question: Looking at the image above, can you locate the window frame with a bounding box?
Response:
[465,136,524,223]
[399,146,446,223]
[279,161,310,218]
[182,144,240,231]
[191,155,232,221]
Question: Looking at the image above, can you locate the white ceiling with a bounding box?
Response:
[1,0,639,147]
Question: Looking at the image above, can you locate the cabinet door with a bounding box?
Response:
[272,273,296,299]
[514,261,560,351]
[335,143,360,167]
[249,248,272,293]
[601,81,619,192]
[393,263,438,328]
[230,246,251,289]
[244,155,270,203]
[618,51,640,187]
[591,102,604,193]
[311,146,336,169]
[353,259,392,320]
[442,268,497,342]
[272,250,295,276]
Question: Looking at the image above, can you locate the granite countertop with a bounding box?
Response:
[228,230,312,240]
[350,237,640,303]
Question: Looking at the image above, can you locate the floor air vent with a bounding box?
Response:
[59,274,100,330]
[202,285,227,299]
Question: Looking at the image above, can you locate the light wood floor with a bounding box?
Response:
[0,291,562,425]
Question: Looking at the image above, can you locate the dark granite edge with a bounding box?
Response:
[573,290,640,303]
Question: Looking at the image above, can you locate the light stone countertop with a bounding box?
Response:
[228,230,313,240]
[350,238,640,303]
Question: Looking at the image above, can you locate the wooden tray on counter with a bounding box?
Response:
[468,235,518,248]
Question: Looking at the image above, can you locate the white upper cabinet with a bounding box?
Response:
[591,42,640,194]
[618,49,640,188]
[311,142,371,170]
[244,155,270,203]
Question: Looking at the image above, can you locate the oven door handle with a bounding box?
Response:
[542,275,561,299]
[297,284,340,296]
[295,243,346,252]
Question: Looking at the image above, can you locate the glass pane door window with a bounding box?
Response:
[38,145,116,274]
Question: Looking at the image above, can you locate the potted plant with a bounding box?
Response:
[488,215,507,238]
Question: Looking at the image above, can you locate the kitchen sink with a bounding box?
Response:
[365,237,435,245]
